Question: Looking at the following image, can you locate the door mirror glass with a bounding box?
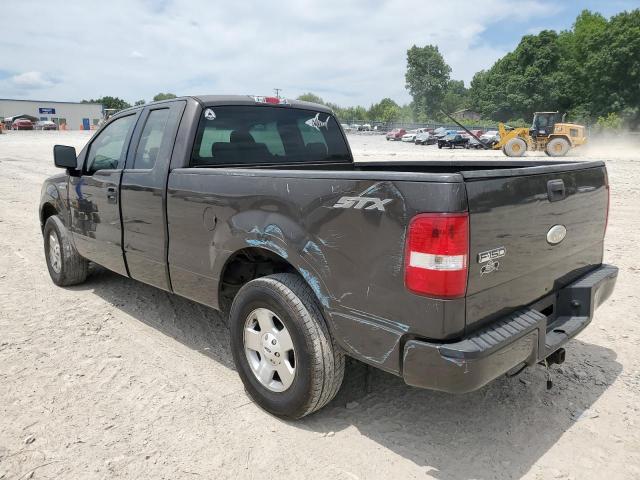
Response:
[53,145,78,169]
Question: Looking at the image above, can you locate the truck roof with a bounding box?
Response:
[112,95,334,117]
[192,95,333,114]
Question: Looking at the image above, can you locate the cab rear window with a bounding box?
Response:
[191,105,350,167]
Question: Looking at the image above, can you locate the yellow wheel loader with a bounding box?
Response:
[497,112,587,157]
[441,110,587,158]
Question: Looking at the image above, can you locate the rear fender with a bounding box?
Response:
[213,210,334,312]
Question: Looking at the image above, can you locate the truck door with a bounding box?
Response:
[68,112,139,275]
[120,101,186,290]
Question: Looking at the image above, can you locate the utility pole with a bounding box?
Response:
[274,88,282,99]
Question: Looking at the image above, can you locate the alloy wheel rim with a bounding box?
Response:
[49,233,61,274]
[244,308,296,392]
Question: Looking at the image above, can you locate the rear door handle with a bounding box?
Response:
[107,186,118,204]
[547,179,565,202]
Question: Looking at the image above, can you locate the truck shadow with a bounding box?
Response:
[299,344,621,480]
[76,267,621,480]
[73,266,235,370]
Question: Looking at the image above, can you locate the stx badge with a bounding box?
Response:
[332,196,392,211]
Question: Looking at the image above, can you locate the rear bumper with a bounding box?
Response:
[402,264,618,393]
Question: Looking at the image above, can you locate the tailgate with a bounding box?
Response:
[463,162,608,330]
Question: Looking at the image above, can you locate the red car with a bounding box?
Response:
[12,119,34,130]
[385,128,406,141]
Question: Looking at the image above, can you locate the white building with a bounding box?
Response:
[0,98,104,130]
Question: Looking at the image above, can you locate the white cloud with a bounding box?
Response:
[10,71,55,89]
[0,0,555,105]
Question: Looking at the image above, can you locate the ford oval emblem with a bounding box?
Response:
[547,225,567,245]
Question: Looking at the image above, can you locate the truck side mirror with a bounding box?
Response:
[53,145,78,170]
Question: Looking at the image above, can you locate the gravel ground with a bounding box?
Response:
[0,130,639,479]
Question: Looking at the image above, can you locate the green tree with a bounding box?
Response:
[469,29,564,121]
[134,99,146,106]
[81,96,131,110]
[596,112,623,132]
[441,79,469,115]
[469,9,640,127]
[368,98,401,123]
[153,92,177,101]
[297,93,326,104]
[405,45,451,119]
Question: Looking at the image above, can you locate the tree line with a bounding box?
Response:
[81,93,177,110]
[321,8,639,128]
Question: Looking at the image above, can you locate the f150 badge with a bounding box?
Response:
[478,246,506,276]
[332,196,392,211]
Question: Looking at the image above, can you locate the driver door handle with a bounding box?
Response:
[107,186,118,204]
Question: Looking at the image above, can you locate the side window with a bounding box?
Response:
[133,109,170,169]
[85,115,136,174]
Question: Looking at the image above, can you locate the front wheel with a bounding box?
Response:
[43,215,88,286]
[503,138,527,157]
[229,273,344,419]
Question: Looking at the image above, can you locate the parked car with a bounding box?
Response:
[415,131,435,145]
[12,118,34,130]
[480,130,500,147]
[385,128,406,141]
[401,128,428,142]
[40,95,616,419]
[35,120,58,131]
[358,123,372,131]
[401,131,417,142]
[467,136,489,149]
[433,128,457,140]
[438,133,470,149]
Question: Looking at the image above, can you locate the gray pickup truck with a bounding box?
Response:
[40,95,617,418]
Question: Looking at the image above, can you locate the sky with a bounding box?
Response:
[0,0,637,107]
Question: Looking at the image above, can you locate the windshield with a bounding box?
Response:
[191,105,351,167]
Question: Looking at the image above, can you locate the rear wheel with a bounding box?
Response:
[545,137,571,157]
[43,215,88,286]
[229,273,344,419]
[503,138,527,157]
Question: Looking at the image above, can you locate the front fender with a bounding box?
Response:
[39,173,71,229]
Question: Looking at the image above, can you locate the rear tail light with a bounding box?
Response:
[405,213,469,298]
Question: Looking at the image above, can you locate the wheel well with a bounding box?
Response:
[40,203,58,230]
[219,247,297,311]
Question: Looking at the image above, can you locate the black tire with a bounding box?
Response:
[503,137,527,157]
[229,273,344,419]
[43,215,88,286]
[545,137,571,157]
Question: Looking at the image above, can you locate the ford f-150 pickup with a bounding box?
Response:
[40,95,617,419]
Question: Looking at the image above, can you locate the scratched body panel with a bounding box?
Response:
[167,170,467,374]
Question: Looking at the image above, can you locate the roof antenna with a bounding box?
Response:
[274,88,282,99]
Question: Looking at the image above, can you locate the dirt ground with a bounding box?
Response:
[1,130,639,480]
